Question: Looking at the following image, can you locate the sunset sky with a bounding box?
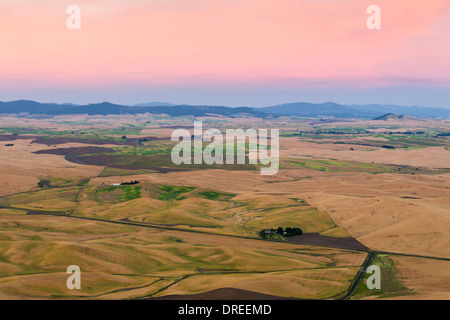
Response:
[1,0,449,107]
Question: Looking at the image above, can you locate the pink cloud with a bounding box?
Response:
[0,0,449,89]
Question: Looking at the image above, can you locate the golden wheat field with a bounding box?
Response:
[0,115,449,300]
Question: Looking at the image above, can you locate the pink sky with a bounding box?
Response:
[0,0,449,106]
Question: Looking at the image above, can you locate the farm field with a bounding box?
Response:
[0,208,367,299]
[0,114,449,300]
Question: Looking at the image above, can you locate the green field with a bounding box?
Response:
[99,167,157,177]
[285,158,450,175]
[77,140,271,173]
[351,254,416,299]
[288,159,395,174]
[298,132,450,149]
[95,185,142,201]
[158,185,197,201]
[0,124,147,142]
[198,191,235,201]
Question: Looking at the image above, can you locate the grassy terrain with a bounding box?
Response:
[0,124,146,142]
[284,158,450,175]
[108,145,173,156]
[95,185,142,201]
[198,191,235,201]
[288,159,395,174]
[0,208,366,299]
[294,132,450,149]
[367,134,449,148]
[110,153,258,171]
[351,254,416,299]
[43,177,90,188]
[158,185,197,201]
[0,182,345,239]
[75,139,270,172]
[99,167,157,177]
[0,126,73,136]
[290,161,328,172]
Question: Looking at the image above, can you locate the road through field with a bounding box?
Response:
[338,251,375,300]
[3,205,449,299]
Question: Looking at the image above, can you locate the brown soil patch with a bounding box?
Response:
[31,137,128,146]
[150,287,300,300]
[31,136,164,147]
[286,233,369,251]
[33,146,118,167]
[0,139,102,196]
[33,146,115,156]
[0,134,40,141]
[33,146,192,173]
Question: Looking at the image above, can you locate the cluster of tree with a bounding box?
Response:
[260,227,303,239]
[436,132,450,137]
[121,180,140,185]
[294,130,367,135]
[37,180,51,188]
[4,144,14,147]
[284,227,303,236]
[375,131,425,135]
[294,130,426,136]
[396,131,425,135]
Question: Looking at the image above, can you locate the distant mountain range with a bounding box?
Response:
[0,100,267,118]
[259,102,378,118]
[0,100,449,119]
[343,104,450,119]
[258,102,450,119]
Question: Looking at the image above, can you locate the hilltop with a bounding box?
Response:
[372,113,418,121]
